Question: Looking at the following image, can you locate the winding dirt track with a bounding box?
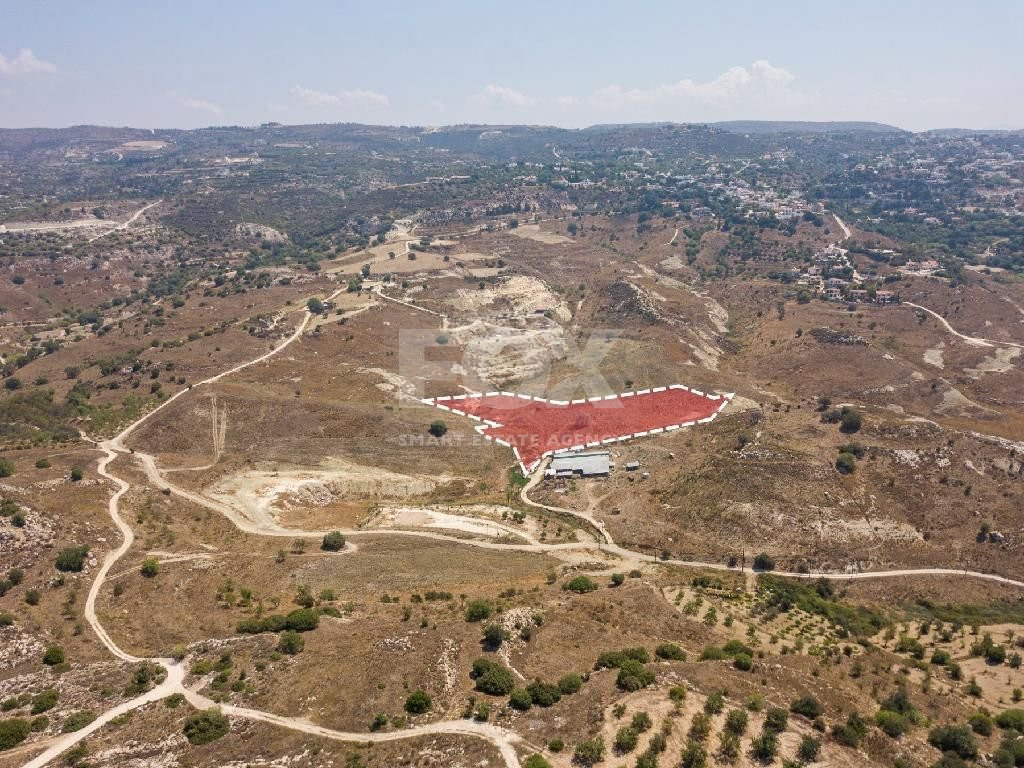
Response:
[903,302,1024,349]
[22,302,524,768]
[21,284,1024,766]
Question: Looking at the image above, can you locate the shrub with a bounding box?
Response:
[404,690,432,715]
[689,713,712,741]
[927,725,977,759]
[465,599,493,622]
[573,738,605,766]
[183,708,230,744]
[70,467,84,482]
[752,552,775,571]
[791,696,823,719]
[615,659,654,691]
[277,630,304,655]
[835,451,856,474]
[614,726,639,753]
[680,740,707,768]
[932,649,952,665]
[764,707,789,734]
[631,711,653,732]
[610,572,625,586]
[523,756,552,768]
[369,712,388,731]
[140,558,159,578]
[428,420,447,437]
[558,673,583,695]
[833,712,868,747]
[733,653,753,671]
[839,407,862,433]
[0,614,13,627]
[42,646,65,666]
[472,658,515,695]
[655,643,686,661]
[321,531,346,551]
[798,735,821,762]
[0,718,30,750]
[508,688,532,710]
[594,647,649,669]
[527,680,561,707]
[55,546,89,572]
[482,623,507,650]
[967,710,993,736]
[164,693,186,708]
[35,459,50,469]
[704,692,725,715]
[750,731,778,763]
[62,710,96,732]
[875,709,911,738]
[0,460,13,478]
[563,575,598,594]
[995,708,1024,731]
[30,689,58,715]
[724,709,748,736]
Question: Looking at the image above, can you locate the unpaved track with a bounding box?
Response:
[27,281,1024,766]
[26,300,524,768]
[903,302,1023,349]
[87,199,163,242]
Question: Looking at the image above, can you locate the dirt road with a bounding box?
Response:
[904,302,1023,349]
[27,279,1024,767]
[87,199,163,242]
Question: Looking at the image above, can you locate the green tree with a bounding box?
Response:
[835,451,856,474]
[483,623,506,650]
[183,708,230,745]
[140,558,159,578]
[752,553,775,571]
[572,738,604,766]
[563,575,598,594]
[321,531,346,551]
[55,546,88,572]
[307,297,324,314]
[42,646,65,666]
[428,420,447,438]
[927,725,977,759]
[277,630,304,655]
[508,688,532,710]
[0,459,14,478]
[0,719,29,750]
[404,690,432,715]
[465,599,493,622]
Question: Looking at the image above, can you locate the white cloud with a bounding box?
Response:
[591,60,803,108]
[554,95,580,106]
[291,84,389,107]
[0,48,56,76]
[471,84,534,107]
[176,94,223,117]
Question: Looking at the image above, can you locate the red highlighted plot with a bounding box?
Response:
[423,385,732,473]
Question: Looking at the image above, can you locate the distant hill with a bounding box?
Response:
[712,120,906,135]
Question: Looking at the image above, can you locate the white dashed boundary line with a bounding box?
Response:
[420,386,735,475]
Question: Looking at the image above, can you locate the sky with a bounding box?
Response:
[1,0,1022,132]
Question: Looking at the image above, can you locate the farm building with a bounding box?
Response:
[546,451,611,478]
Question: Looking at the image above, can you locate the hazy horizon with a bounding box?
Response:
[3,0,1023,132]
